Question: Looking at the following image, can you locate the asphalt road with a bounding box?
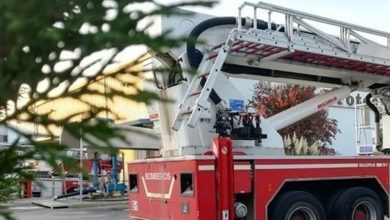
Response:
[6,203,390,220]
[9,204,128,220]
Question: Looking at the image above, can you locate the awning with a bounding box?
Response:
[60,123,161,150]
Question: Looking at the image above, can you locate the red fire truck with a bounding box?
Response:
[128,2,390,220]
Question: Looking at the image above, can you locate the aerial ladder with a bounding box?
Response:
[129,2,390,220]
[172,1,390,148]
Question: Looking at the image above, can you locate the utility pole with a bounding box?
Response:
[79,127,83,202]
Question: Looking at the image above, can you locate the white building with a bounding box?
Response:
[0,124,30,147]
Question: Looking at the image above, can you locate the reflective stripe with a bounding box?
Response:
[141,177,175,199]
[234,165,251,170]
[198,165,215,171]
[255,163,359,170]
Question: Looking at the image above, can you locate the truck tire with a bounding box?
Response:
[329,187,383,220]
[270,191,326,220]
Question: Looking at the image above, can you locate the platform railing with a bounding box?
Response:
[238,1,390,52]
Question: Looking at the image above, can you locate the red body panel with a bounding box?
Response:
[129,158,217,220]
[253,157,390,219]
[234,161,252,194]
[21,181,32,198]
[128,156,390,220]
[64,179,79,193]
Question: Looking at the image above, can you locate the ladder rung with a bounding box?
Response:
[212,42,224,50]
[247,45,267,54]
[358,126,374,129]
[198,72,210,78]
[245,43,261,50]
[207,53,218,60]
[231,42,252,52]
[232,40,243,46]
[181,109,193,115]
[189,90,202,97]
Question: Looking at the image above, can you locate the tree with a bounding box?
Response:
[253,82,339,155]
[0,1,213,218]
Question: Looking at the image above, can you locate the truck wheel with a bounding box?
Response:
[329,187,383,220]
[270,191,326,220]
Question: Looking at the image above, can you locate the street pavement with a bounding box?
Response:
[1,197,128,220]
[2,198,390,220]
[10,204,128,220]
[9,205,390,220]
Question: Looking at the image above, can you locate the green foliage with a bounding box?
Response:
[0,1,214,218]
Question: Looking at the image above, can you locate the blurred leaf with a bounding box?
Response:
[0,0,215,218]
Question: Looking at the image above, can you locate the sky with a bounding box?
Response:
[183,0,390,33]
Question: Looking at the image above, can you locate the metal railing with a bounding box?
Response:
[238,1,390,51]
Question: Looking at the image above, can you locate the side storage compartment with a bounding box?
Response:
[128,158,217,220]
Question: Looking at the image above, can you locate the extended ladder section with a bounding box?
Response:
[232,2,390,76]
[172,1,390,131]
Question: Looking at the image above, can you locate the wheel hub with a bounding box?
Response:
[289,207,316,220]
[353,201,377,220]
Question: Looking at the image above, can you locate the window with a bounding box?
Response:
[129,174,138,193]
[180,173,194,196]
[0,135,7,143]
